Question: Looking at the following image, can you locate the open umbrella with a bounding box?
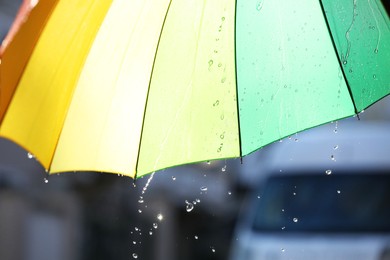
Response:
[0,0,389,178]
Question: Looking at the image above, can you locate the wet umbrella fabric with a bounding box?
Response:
[0,0,389,178]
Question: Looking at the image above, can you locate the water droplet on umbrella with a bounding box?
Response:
[149,231,153,235]
[194,235,199,239]
[293,218,298,223]
[374,48,378,54]
[44,178,48,183]
[133,241,137,245]
[195,198,200,203]
[228,191,232,195]
[281,248,285,252]
[157,214,163,221]
[208,60,213,66]
[325,169,332,175]
[132,253,138,259]
[331,155,336,161]
[138,197,144,204]
[138,209,142,213]
[27,152,35,159]
[153,223,158,229]
[333,145,339,150]
[373,74,377,79]
[281,226,286,230]
[172,176,176,181]
[337,190,341,194]
[211,247,216,253]
[221,165,226,172]
[200,186,208,192]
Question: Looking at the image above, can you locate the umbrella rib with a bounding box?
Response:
[318,0,359,116]
[233,0,243,158]
[134,0,174,179]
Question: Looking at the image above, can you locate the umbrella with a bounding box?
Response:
[0,0,389,179]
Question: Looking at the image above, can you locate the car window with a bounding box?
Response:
[252,173,390,233]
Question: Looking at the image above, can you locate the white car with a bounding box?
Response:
[230,121,390,260]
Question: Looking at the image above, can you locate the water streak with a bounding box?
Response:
[368,0,381,53]
[343,0,358,64]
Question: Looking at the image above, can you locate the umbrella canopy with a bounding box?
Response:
[0,0,389,178]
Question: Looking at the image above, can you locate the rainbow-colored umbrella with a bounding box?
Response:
[0,0,389,178]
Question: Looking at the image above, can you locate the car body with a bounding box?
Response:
[230,121,390,260]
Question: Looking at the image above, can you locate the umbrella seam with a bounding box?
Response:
[233,0,243,158]
[318,0,359,115]
[134,0,174,179]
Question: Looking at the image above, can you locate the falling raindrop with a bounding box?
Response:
[293,218,298,223]
[200,186,208,192]
[142,172,155,195]
[325,169,332,175]
[185,201,194,212]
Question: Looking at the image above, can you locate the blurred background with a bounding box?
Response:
[1,1,390,260]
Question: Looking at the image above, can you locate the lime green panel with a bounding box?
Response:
[321,0,390,111]
[137,0,239,177]
[236,0,355,156]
